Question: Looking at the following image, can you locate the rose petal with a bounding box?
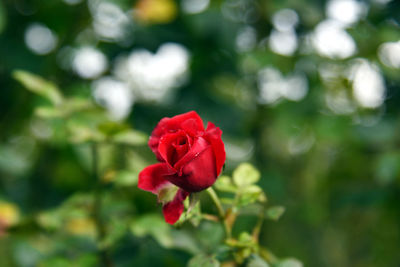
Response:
[138,163,176,194]
[181,145,217,191]
[162,189,190,224]
[149,111,204,160]
[167,139,217,192]
[158,130,191,167]
[173,136,209,173]
[164,111,204,132]
[181,118,202,136]
[148,117,171,161]
[205,122,226,176]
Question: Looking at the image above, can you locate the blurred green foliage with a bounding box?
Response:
[1,0,400,266]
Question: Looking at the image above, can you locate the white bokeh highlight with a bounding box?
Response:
[114,43,189,103]
[258,67,308,104]
[272,9,299,32]
[312,20,356,59]
[269,30,298,56]
[350,60,385,108]
[25,23,58,55]
[326,0,367,26]
[182,0,210,14]
[269,9,299,56]
[378,41,400,69]
[92,77,134,120]
[72,47,108,79]
[91,1,130,42]
[236,26,257,52]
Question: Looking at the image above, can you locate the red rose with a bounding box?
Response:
[138,111,226,224]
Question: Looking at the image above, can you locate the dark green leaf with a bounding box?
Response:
[265,206,285,221]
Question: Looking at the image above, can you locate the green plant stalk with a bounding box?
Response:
[252,199,268,243]
[252,210,264,243]
[206,187,232,239]
[92,143,113,267]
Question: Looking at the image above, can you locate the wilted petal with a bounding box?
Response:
[162,189,190,224]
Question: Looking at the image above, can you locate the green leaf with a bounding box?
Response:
[113,170,138,186]
[112,129,148,146]
[34,106,64,118]
[188,193,200,212]
[187,254,220,267]
[36,193,95,232]
[101,217,129,248]
[36,210,63,230]
[221,197,235,205]
[13,70,63,105]
[237,185,263,206]
[67,121,105,144]
[233,163,260,187]
[170,230,201,254]
[238,231,254,245]
[97,121,129,136]
[130,214,174,248]
[238,203,264,216]
[274,258,303,267]
[214,175,237,192]
[34,98,94,119]
[195,221,224,249]
[61,98,95,115]
[265,206,285,221]
[247,255,270,267]
[97,121,148,145]
[176,198,201,226]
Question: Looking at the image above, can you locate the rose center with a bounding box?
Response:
[176,137,187,146]
[169,136,190,165]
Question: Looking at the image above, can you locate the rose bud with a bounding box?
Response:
[138,111,226,224]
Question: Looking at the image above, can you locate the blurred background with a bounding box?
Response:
[1,0,400,266]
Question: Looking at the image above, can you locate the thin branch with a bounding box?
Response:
[252,201,267,243]
[251,211,264,242]
[206,187,232,239]
[202,214,219,222]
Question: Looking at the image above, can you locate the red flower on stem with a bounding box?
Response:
[138,111,226,224]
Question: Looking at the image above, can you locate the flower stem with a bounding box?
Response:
[252,210,264,242]
[252,200,268,243]
[92,143,113,267]
[206,187,231,239]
